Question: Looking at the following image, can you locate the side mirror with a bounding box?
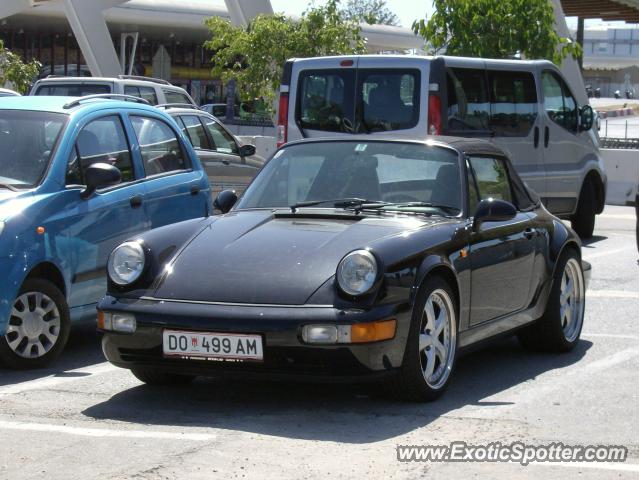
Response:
[473,198,517,230]
[81,163,121,199]
[238,144,256,157]
[579,105,594,131]
[214,189,238,213]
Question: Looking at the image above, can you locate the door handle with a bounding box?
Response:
[190,185,200,196]
[534,126,539,148]
[221,159,230,165]
[129,195,143,208]
[523,228,537,239]
[544,126,550,147]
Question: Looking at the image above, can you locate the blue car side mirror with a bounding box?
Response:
[81,163,122,199]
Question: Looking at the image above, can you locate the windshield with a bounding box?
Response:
[0,110,67,188]
[237,141,462,214]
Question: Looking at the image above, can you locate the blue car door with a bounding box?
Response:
[48,113,148,313]
[127,114,209,229]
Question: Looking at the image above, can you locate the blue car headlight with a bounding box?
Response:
[336,250,377,296]
[107,241,146,286]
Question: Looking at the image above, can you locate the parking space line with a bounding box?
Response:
[0,420,216,441]
[582,247,629,260]
[0,362,118,396]
[587,290,639,299]
[535,461,639,473]
[582,333,639,341]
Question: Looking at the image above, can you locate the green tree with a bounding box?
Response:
[204,0,365,110]
[340,0,400,26]
[412,0,581,65]
[0,40,40,94]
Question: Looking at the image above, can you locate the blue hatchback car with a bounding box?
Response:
[0,95,210,368]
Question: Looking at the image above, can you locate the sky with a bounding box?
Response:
[269,0,434,29]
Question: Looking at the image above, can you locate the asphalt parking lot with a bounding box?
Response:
[0,206,637,480]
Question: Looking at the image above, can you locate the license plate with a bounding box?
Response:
[162,329,263,362]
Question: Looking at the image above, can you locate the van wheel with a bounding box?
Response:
[0,279,70,369]
[571,180,596,239]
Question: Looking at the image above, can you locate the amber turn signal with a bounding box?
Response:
[350,319,397,343]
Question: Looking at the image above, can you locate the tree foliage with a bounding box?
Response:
[204,0,365,109]
[412,0,582,65]
[0,40,40,94]
[340,0,400,26]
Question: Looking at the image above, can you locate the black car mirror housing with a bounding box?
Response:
[579,105,594,131]
[473,198,517,230]
[214,189,238,213]
[81,163,122,199]
[238,144,256,157]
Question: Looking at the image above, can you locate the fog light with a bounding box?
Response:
[301,320,396,344]
[97,311,136,333]
[302,325,337,344]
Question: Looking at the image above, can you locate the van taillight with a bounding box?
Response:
[428,95,442,135]
[277,92,289,148]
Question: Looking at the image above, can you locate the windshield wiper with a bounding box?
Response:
[0,183,19,192]
[290,198,387,212]
[386,201,460,214]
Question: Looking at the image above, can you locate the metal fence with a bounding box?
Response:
[599,118,639,149]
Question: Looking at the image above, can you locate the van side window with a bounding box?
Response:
[542,71,578,132]
[469,156,513,204]
[163,90,192,104]
[447,68,491,131]
[487,71,538,136]
[361,70,419,131]
[72,115,134,184]
[124,85,158,105]
[297,69,355,133]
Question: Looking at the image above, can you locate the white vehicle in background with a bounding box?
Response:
[29,75,195,106]
[0,88,20,97]
[277,55,607,238]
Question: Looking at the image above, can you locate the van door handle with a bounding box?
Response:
[130,195,143,208]
[523,228,537,239]
[534,127,539,148]
[190,185,200,196]
[544,126,550,147]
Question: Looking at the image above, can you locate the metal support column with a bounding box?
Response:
[576,16,584,71]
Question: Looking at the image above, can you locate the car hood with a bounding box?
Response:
[153,209,442,305]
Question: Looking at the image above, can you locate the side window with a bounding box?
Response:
[488,70,538,136]
[180,115,209,149]
[163,89,192,104]
[466,163,480,215]
[542,71,578,132]
[124,85,159,105]
[202,117,239,155]
[446,68,491,131]
[124,85,140,98]
[130,116,187,176]
[469,156,513,204]
[71,115,134,185]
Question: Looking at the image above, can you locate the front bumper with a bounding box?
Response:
[99,295,412,381]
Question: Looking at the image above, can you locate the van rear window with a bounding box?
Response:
[34,84,111,96]
[296,68,420,133]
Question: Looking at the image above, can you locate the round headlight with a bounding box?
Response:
[337,250,378,296]
[108,241,146,286]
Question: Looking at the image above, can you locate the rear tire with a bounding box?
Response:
[517,249,585,352]
[386,275,458,402]
[571,180,596,239]
[0,279,70,369]
[131,367,195,385]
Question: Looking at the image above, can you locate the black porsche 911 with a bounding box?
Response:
[98,137,590,401]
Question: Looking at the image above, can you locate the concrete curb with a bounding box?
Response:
[598,108,636,119]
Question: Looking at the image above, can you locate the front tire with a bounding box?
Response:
[388,275,458,401]
[0,279,70,369]
[131,367,195,385]
[571,180,596,239]
[517,249,585,352]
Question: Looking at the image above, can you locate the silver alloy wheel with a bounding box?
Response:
[419,288,457,389]
[560,258,585,343]
[4,291,61,359]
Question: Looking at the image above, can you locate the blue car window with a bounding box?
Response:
[73,115,134,183]
[130,116,187,176]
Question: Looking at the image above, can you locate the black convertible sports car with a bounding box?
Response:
[98,137,590,401]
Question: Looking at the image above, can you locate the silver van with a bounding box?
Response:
[30,75,195,106]
[277,55,606,238]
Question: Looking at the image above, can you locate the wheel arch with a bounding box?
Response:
[582,169,606,215]
[24,262,67,297]
[414,256,461,311]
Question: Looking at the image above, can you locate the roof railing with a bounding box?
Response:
[155,103,201,110]
[117,75,172,85]
[63,94,151,109]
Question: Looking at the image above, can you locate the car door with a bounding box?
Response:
[467,155,537,326]
[128,113,209,229]
[52,113,148,310]
[540,70,585,215]
[195,114,259,197]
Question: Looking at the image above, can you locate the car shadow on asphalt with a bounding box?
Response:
[0,323,104,386]
[82,336,592,443]
[581,235,608,248]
